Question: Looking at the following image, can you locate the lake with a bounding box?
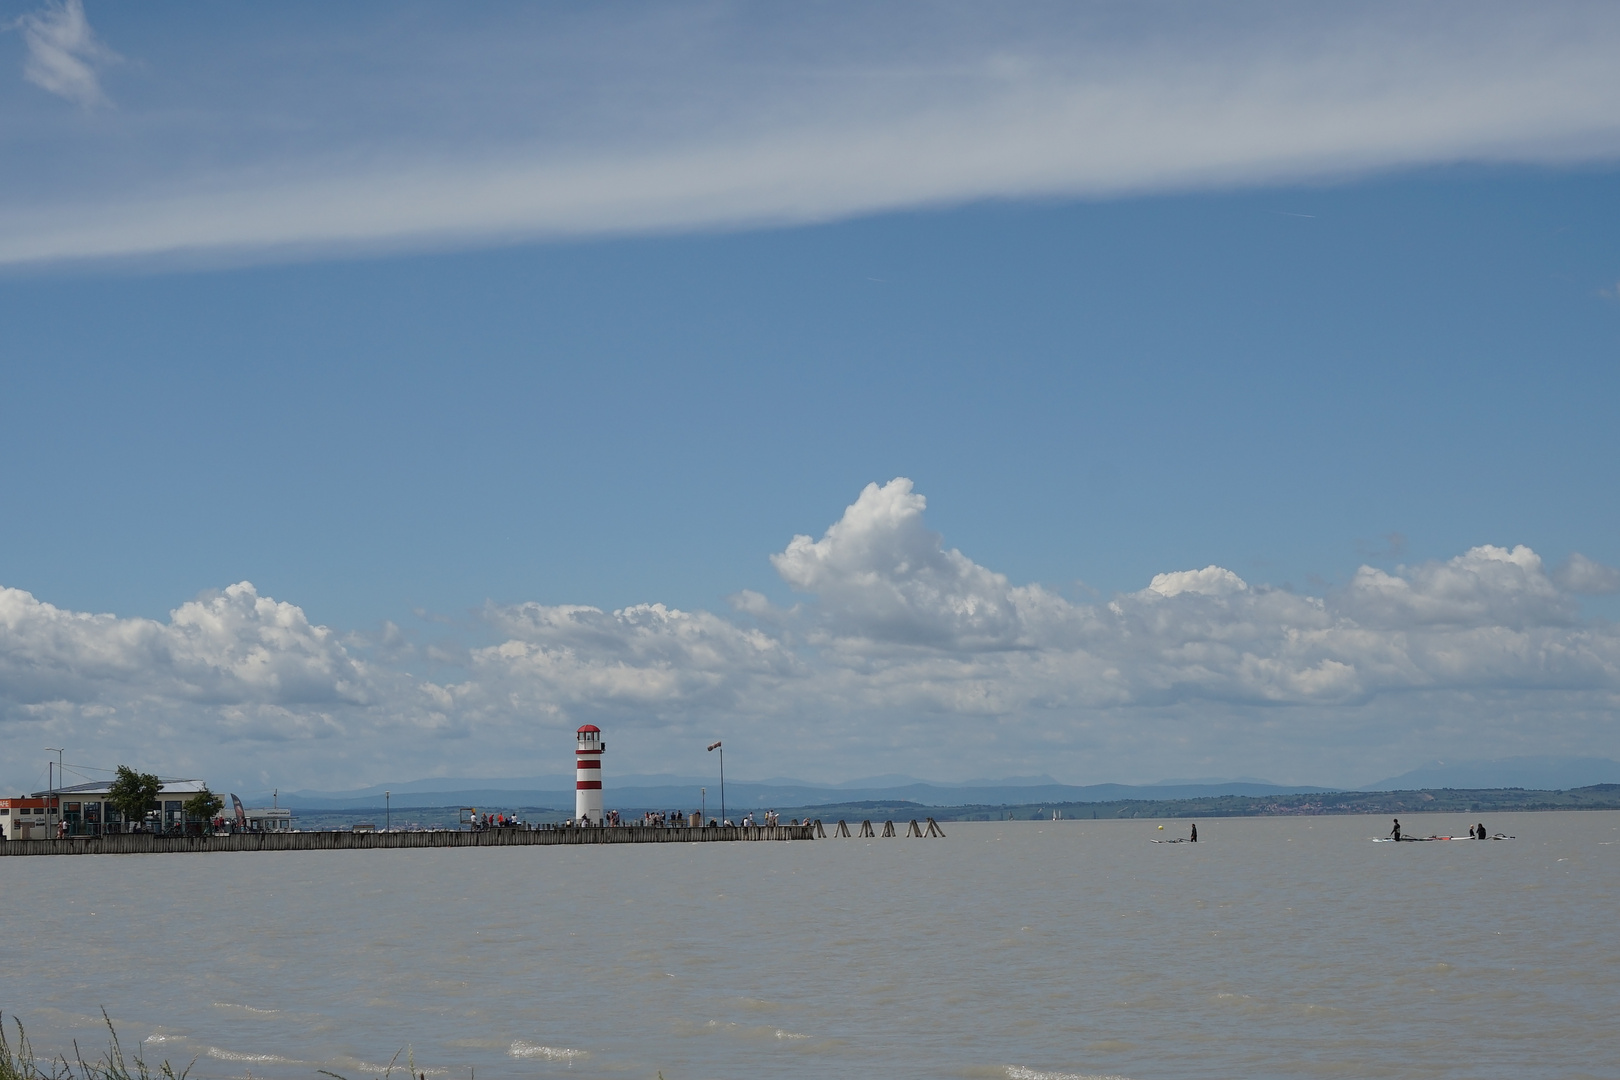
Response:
[5,811,1617,1079]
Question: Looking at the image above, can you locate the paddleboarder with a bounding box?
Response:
[1389,818,1402,842]
[1475,822,1488,839]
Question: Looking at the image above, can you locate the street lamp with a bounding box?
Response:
[45,748,63,833]
[707,741,724,823]
[385,790,391,833]
[701,786,706,823]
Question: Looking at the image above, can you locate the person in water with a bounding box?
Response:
[1190,823,1198,842]
[1475,822,1488,839]
[1389,818,1402,841]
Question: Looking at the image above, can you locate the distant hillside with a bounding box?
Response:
[779,784,1620,823]
[249,776,1340,811]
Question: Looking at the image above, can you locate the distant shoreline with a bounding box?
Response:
[785,784,1620,821]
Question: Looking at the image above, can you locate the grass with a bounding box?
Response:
[1,1015,432,1080]
[0,1013,191,1080]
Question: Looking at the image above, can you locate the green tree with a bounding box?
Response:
[183,786,224,827]
[107,766,163,833]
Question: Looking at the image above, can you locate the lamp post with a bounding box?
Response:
[385,790,391,832]
[45,748,63,833]
[707,741,724,823]
[701,786,706,823]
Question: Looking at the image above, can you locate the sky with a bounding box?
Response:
[2,1,1618,796]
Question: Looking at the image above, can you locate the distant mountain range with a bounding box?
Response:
[238,755,1620,811]
[247,774,1339,811]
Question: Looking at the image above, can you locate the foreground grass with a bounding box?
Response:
[1,1016,430,1080]
[0,1014,190,1080]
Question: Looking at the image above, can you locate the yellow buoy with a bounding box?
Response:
[1157,824,1164,830]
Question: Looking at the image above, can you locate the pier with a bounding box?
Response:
[0,823,814,856]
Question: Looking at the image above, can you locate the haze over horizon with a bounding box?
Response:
[3,2,1618,796]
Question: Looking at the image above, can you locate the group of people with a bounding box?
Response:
[1387,818,1493,841]
[472,812,523,830]
[545,809,813,828]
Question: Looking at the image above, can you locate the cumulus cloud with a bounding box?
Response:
[4,4,1620,264]
[468,481,1620,770]
[771,478,1030,649]
[14,0,115,107]
[1553,552,1620,595]
[3,480,1618,790]
[1147,566,1249,599]
[473,600,800,713]
[0,581,370,708]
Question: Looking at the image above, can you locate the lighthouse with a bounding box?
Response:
[575,724,604,824]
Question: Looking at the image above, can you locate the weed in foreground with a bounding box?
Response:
[0,1013,191,1080]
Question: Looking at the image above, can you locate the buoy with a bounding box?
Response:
[1158,824,1164,830]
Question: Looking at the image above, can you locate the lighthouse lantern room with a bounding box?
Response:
[575,724,604,824]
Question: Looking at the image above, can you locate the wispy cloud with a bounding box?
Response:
[14,0,115,108]
[1,3,1619,265]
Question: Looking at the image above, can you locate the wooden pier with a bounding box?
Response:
[0,823,813,856]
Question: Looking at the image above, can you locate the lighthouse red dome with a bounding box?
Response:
[577,724,600,733]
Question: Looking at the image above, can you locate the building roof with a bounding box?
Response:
[577,724,601,733]
[32,779,210,798]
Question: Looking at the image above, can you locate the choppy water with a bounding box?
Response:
[4,812,1618,1080]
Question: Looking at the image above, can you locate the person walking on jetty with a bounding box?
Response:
[1389,818,1402,842]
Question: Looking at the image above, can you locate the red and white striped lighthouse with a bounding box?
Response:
[575,724,604,823]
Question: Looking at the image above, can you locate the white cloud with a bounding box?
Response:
[473,600,800,713]
[771,478,1030,650]
[0,581,370,708]
[3,481,1618,790]
[14,0,115,108]
[3,4,1620,264]
[1553,552,1620,595]
[1147,566,1249,598]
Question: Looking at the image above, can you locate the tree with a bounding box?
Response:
[107,766,163,833]
[183,786,224,827]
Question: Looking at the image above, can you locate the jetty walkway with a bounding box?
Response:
[0,823,814,857]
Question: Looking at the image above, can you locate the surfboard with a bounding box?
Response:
[1373,834,1513,842]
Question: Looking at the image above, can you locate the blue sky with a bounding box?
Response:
[2,2,1619,795]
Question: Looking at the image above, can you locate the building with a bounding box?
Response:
[0,796,59,840]
[9,779,212,837]
[242,805,294,832]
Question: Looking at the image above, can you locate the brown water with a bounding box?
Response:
[4,812,1618,1080]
